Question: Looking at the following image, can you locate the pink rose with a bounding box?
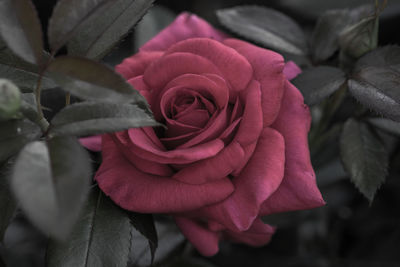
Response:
[83,13,324,256]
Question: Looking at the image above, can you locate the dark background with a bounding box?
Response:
[3,1,400,267]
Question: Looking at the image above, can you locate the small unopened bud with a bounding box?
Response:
[0,79,21,120]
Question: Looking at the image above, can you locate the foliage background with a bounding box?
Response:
[1,0,400,267]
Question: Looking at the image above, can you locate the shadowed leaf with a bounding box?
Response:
[0,0,44,64]
[10,136,91,239]
[0,163,17,241]
[217,5,307,55]
[292,66,346,106]
[340,119,388,202]
[67,0,155,59]
[49,101,159,137]
[368,117,400,136]
[47,56,149,105]
[130,212,158,264]
[47,188,132,267]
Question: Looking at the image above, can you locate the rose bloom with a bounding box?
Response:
[82,13,325,256]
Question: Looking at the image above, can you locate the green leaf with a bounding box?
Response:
[0,119,41,162]
[339,14,379,59]
[0,47,57,92]
[354,45,400,72]
[130,212,158,264]
[216,5,307,55]
[46,187,132,267]
[0,163,17,241]
[368,117,400,136]
[47,56,149,105]
[67,0,155,60]
[0,0,44,64]
[168,257,219,267]
[10,136,91,239]
[348,66,400,121]
[49,101,159,137]
[292,66,346,106]
[48,0,112,53]
[340,118,388,202]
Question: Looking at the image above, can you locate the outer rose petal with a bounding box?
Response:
[283,61,302,80]
[261,81,325,215]
[224,219,275,247]
[96,135,234,213]
[141,12,228,52]
[79,135,102,152]
[175,217,220,257]
[190,127,285,231]
[224,39,285,127]
[115,51,163,79]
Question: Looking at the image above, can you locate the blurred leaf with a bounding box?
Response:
[340,118,388,202]
[48,0,112,53]
[0,119,41,162]
[67,0,155,59]
[339,14,379,59]
[47,187,132,267]
[134,5,175,49]
[0,79,21,120]
[49,101,159,137]
[130,212,158,264]
[48,56,149,105]
[292,66,346,106]
[310,9,354,62]
[0,46,57,92]
[368,117,400,136]
[348,66,400,121]
[216,5,307,55]
[0,0,44,65]
[10,136,91,239]
[354,45,400,72]
[0,163,16,241]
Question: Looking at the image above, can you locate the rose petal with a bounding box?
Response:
[112,128,225,164]
[141,12,228,52]
[224,39,285,126]
[165,38,253,92]
[96,135,234,213]
[261,81,325,215]
[193,127,285,231]
[224,219,275,247]
[115,51,163,79]
[79,135,102,151]
[283,61,302,80]
[174,217,220,256]
[172,141,245,184]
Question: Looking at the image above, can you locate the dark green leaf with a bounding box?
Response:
[67,0,155,59]
[130,212,158,264]
[47,188,132,267]
[10,136,91,239]
[311,9,353,62]
[48,0,112,53]
[340,119,388,202]
[0,47,57,92]
[48,56,149,104]
[0,163,17,241]
[168,257,219,267]
[50,101,159,137]
[292,66,346,106]
[0,119,41,162]
[339,14,379,59]
[348,66,400,121]
[216,5,307,55]
[368,117,400,136]
[134,5,175,49]
[354,45,400,72]
[0,0,44,64]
